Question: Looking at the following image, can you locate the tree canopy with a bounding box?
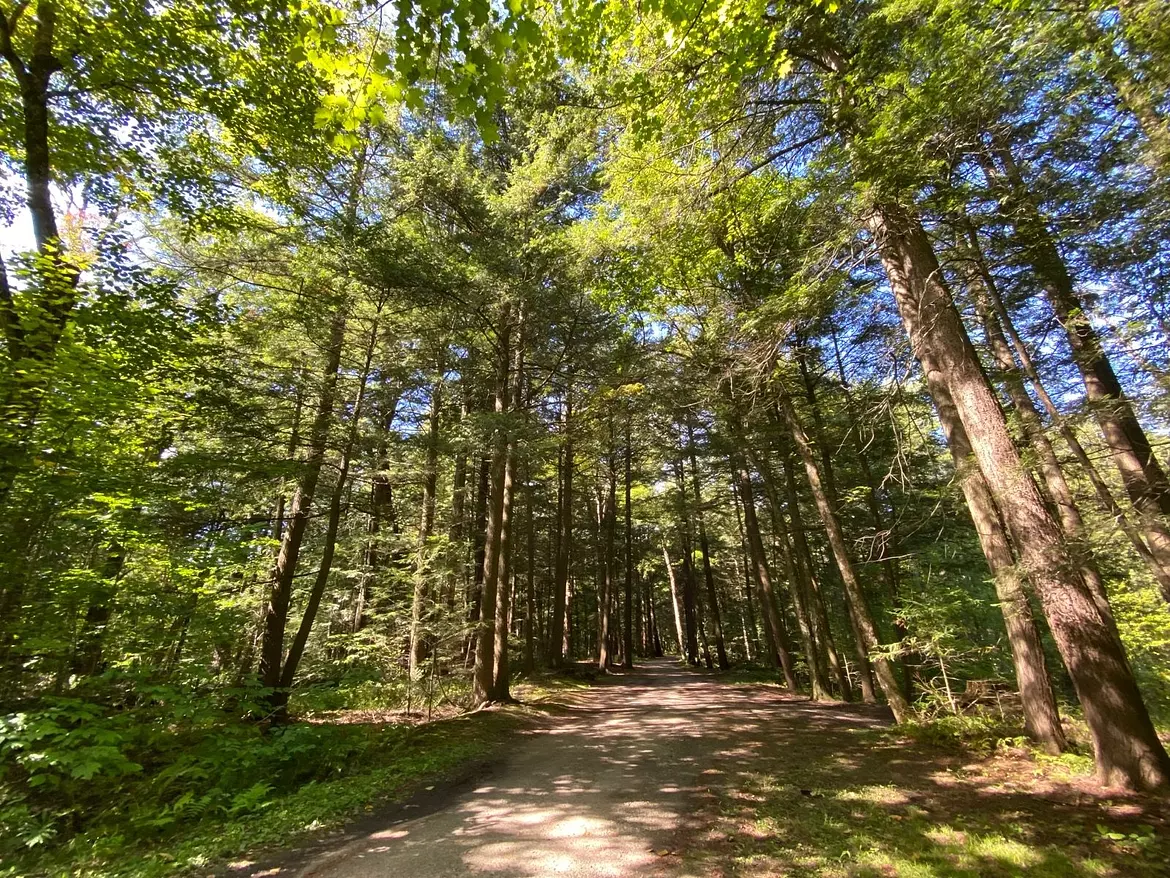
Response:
[3,0,1170,869]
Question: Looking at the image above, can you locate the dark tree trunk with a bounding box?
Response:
[549,384,573,666]
[597,440,616,671]
[748,445,830,699]
[259,309,346,704]
[473,302,513,706]
[730,451,798,689]
[776,380,911,720]
[446,389,470,610]
[523,464,537,673]
[409,379,443,675]
[872,199,1168,789]
[276,317,377,713]
[824,328,914,696]
[491,316,525,701]
[686,421,730,669]
[623,415,635,669]
[465,455,491,665]
[71,546,126,678]
[0,2,82,512]
[773,426,851,698]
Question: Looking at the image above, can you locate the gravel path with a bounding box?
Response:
[297,659,889,878]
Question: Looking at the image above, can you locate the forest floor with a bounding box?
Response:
[245,658,1170,878]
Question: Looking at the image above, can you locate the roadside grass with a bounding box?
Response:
[689,710,1170,877]
[3,709,529,878]
[1,672,595,878]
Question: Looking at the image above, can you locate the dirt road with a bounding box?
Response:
[297,659,888,878]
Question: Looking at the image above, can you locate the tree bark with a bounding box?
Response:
[962,238,1123,641]
[549,384,574,666]
[686,420,730,669]
[900,257,1067,751]
[825,327,914,696]
[773,423,851,698]
[491,314,525,701]
[259,309,346,702]
[663,543,686,656]
[623,414,635,669]
[0,1,82,512]
[776,379,911,720]
[731,451,798,689]
[871,198,1168,788]
[409,379,443,675]
[276,316,377,711]
[472,302,513,706]
[748,445,831,699]
[983,144,1170,604]
[598,440,617,671]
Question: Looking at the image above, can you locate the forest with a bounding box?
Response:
[2,0,1170,875]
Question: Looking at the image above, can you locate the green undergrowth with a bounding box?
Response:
[1,706,529,878]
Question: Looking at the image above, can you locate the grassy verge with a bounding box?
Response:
[3,708,531,878]
[686,711,1169,877]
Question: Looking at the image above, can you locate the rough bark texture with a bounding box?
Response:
[872,199,1169,789]
[774,435,850,698]
[749,445,831,700]
[687,422,730,669]
[623,418,635,669]
[964,244,1121,641]
[549,388,573,666]
[985,145,1170,603]
[472,304,512,706]
[491,324,525,701]
[409,380,442,675]
[907,264,1067,751]
[259,310,346,701]
[983,261,1170,599]
[732,452,799,690]
[777,382,910,721]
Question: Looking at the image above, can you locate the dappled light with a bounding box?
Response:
[264,661,1170,878]
[4,1,1170,875]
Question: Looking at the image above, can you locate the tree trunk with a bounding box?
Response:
[623,414,635,669]
[0,2,82,512]
[730,452,798,689]
[523,464,537,673]
[598,442,616,671]
[748,445,830,699]
[776,380,911,720]
[473,302,513,706]
[825,327,914,696]
[259,309,346,702]
[871,198,1169,789]
[663,543,686,655]
[902,260,1067,751]
[774,426,851,697]
[276,316,377,713]
[71,546,126,678]
[445,390,470,610]
[686,421,730,669]
[491,315,525,701]
[549,384,573,666]
[983,144,1170,603]
[465,454,490,664]
[409,379,443,675]
[963,238,1123,640]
